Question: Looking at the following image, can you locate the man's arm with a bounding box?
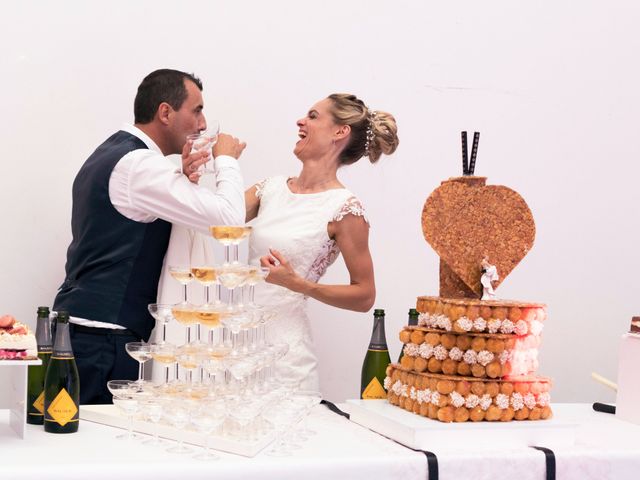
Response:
[111,136,246,232]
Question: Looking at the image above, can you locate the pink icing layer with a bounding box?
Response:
[0,349,29,360]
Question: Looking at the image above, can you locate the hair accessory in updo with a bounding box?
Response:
[364,109,377,157]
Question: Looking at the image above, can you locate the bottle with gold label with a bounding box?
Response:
[360,309,391,399]
[397,308,419,363]
[26,306,53,425]
[44,311,80,433]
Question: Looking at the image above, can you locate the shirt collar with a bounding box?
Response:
[121,123,163,154]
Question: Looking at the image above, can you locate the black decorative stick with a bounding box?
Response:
[461,131,469,175]
[469,131,480,175]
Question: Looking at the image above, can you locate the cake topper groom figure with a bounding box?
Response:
[480,257,499,300]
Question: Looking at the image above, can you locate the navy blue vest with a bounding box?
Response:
[54,131,172,340]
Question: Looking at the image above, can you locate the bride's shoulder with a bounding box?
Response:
[254,174,288,198]
[332,192,368,224]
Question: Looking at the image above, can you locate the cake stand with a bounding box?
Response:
[0,359,42,439]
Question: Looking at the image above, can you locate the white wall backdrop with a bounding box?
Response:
[1,0,639,405]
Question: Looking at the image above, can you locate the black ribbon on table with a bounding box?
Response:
[321,399,439,479]
[592,402,616,414]
[320,399,350,420]
[414,449,439,480]
[531,446,556,480]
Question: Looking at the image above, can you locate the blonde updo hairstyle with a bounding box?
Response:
[327,93,399,165]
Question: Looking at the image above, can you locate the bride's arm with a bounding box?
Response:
[261,214,376,312]
[245,185,261,222]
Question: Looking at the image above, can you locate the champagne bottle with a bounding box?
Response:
[360,309,391,399]
[397,308,419,363]
[26,306,53,425]
[44,311,80,433]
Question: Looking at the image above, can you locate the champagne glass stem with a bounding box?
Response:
[224,246,230,265]
[138,362,143,382]
[215,284,222,304]
[249,285,256,305]
[205,285,211,305]
[233,244,239,263]
[232,332,239,355]
[183,284,188,303]
[164,365,170,384]
[228,288,236,310]
[154,422,160,444]
[127,414,134,440]
[162,322,167,343]
[141,362,146,382]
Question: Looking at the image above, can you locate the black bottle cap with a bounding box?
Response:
[37,306,50,315]
[408,308,419,316]
[373,309,385,316]
[56,311,70,323]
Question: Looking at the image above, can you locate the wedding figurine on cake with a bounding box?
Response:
[480,257,499,300]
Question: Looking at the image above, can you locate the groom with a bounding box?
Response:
[54,69,246,404]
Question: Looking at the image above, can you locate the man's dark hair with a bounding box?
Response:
[134,69,203,124]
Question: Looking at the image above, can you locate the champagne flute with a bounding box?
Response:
[148,303,174,343]
[245,266,270,307]
[209,225,252,264]
[172,303,198,344]
[142,399,165,446]
[168,265,193,305]
[164,401,192,454]
[185,122,220,176]
[192,400,225,461]
[149,342,178,391]
[190,232,218,343]
[176,344,201,392]
[125,342,152,386]
[112,395,140,441]
[217,265,252,312]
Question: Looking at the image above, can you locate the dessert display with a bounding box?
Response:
[630,316,640,335]
[0,314,38,360]
[385,132,551,422]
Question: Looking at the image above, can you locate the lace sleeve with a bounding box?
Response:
[254,178,268,198]
[332,196,369,224]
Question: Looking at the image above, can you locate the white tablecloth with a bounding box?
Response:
[2,403,640,479]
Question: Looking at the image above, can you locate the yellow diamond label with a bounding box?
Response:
[47,388,78,426]
[33,391,45,414]
[362,377,387,399]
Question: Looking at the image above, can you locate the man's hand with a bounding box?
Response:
[181,140,210,183]
[214,133,246,159]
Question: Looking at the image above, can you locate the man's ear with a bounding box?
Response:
[157,102,172,126]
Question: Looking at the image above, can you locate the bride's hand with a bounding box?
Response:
[260,249,299,290]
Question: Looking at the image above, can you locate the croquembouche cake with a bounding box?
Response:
[385,133,552,423]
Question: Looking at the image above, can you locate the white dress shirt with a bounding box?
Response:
[72,124,245,329]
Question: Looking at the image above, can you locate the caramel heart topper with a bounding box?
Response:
[422,176,535,298]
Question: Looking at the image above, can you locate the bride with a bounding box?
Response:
[246,93,399,391]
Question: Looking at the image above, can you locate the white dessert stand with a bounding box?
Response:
[0,359,41,438]
[616,333,640,424]
[347,399,576,450]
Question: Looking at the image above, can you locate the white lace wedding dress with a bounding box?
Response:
[248,175,368,391]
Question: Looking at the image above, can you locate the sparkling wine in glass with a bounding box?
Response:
[168,265,193,304]
[172,304,198,344]
[185,122,220,176]
[209,225,252,264]
[150,342,178,391]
